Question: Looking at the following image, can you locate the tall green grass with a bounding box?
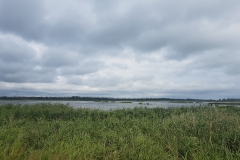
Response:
[0,103,240,159]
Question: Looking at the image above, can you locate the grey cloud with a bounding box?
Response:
[41,49,80,67]
[0,0,45,40]
[89,11,156,48]
[1,0,239,58]
[0,35,57,83]
[0,0,90,44]
[132,74,155,82]
[0,72,55,83]
[0,60,57,83]
[0,36,36,63]
[68,74,124,87]
[87,75,123,87]
[185,1,240,21]
[0,0,239,51]
[186,50,240,76]
[130,21,239,60]
[123,1,240,59]
[60,60,104,75]
[109,63,129,70]
[66,76,83,85]
[44,12,88,44]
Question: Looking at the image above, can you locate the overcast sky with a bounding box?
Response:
[0,0,240,99]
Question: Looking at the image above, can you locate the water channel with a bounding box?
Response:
[0,100,208,110]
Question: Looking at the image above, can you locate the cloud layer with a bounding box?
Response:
[1,0,240,99]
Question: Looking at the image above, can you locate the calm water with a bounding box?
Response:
[0,100,206,110]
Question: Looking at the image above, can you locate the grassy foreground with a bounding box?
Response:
[0,104,240,160]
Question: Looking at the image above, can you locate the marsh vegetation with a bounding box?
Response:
[0,103,240,159]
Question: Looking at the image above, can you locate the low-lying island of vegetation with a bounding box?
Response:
[0,104,240,159]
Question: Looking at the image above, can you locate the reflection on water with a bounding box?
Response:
[0,100,207,110]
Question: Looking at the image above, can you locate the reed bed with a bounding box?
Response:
[0,103,240,159]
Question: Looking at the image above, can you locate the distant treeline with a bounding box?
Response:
[0,96,240,102]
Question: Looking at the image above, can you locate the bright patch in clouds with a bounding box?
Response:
[0,0,240,99]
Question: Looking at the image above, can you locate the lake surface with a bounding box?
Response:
[0,100,207,110]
